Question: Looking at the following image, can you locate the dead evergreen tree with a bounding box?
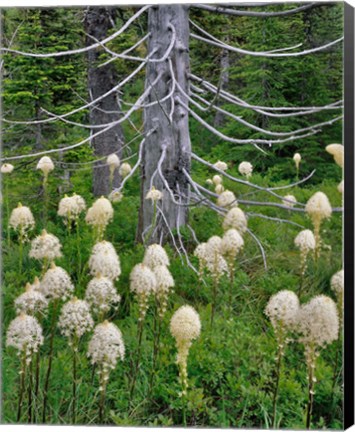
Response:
[84,6,125,196]
[1,3,343,265]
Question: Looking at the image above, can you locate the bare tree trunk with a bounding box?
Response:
[214,47,229,127]
[136,5,191,244]
[84,7,125,197]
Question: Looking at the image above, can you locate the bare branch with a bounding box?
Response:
[246,228,267,270]
[191,32,343,58]
[0,6,151,58]
[192,3,330,18]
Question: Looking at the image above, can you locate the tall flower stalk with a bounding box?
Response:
[58,298,93,424]
[36,156,54,223]
[264,290,300,428]
[294,230,316,295]
[6,313,43,423]
[170,305,201,426]
[297,295,339,429]
[88,321,125,424]
[1,163,14,246]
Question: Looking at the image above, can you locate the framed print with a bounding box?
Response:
[1,1,354,429]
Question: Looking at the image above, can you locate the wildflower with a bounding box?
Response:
[213,160,228,171]
[170,305,201,395]
[223,207,247,233]
[146,186,162,202]
[1,163,14,174]
[130,263,157,320]
[326,144,344,168]
[85,275,121,315]
[58,298,94,345]
[220,229,244,271]
[15,282,48,316]
[331,269,344,296]
[205,236,229,280]
[58,194,86,225]
[283,195,297,208]
[106,153,120,171]
[238,161,253,178]
[305,192,332,259]
[194,242,209,279]
[36,156,54,176]
[9,203,35,240]
[143,243,170,269]
[331,269,344,325]
[297,295,339,348]
[294,229,316,277]
[337,180,344,194]
[217,190,237,208]
[212,175,223,186]
[89,241,121,281]
[87,320,125,379]
[297,295,339,429]
[215,184,225,195]
[119,162,132,178]
[40,262,74,301]
[206,178,213,186]
[108,190,123,203]
[293,153,301,170]
[6,313,43,364]
[153,265,174,317]
[265,290,300,336]
[29,229,62,262]
[85,196,114,240]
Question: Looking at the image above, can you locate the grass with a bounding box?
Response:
[1,163,343,428]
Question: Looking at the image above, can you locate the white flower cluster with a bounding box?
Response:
[119,162,132,178]
[265,290,300,332]
[294,229,316,253]
[9,203,35,239]
[146,186,163,202]
[194,237,228,281]
[85,275,121,314]
[217,190,237,209]
[282,195,297,209]
[213,160,228,171]
[108,190,123,203]
[330,269,344,296]
[143,244,170,269]
[220,229,244,259]
[85,197,114,239]
[293,153,301,169]
[238,161,253,178]
[297,295,339,349]
[153,265,175,317]
[305,192,332,225]
[15,282,48,316]
[170,305,201,394]
[213,175,222,185]
[107,153,120,170]
[37,156,54,176]
[58,193,86,224]
[6,313,44,364]
[1,163,14,174]
[40,263,74,301]
[222,207,247,233]
[130,263,157,320]
[325,144,344,168]
[87,321,125,383]
[337,180,344,194]
[89,241,121,280]
[58,298,94,344]
[29,229,62,262]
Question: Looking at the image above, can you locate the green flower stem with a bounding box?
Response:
[72,339,78,425]
[272,345,283,428]
[42,300,59,423]
[28,356,33,423]
[130,318,144,400]
[5,179,11,247]
[17,352,27,423]
[98,369,107,424]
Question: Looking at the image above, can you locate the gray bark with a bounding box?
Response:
[136,5,191,244]
[84,7,125,196]
[214,48,230,127]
